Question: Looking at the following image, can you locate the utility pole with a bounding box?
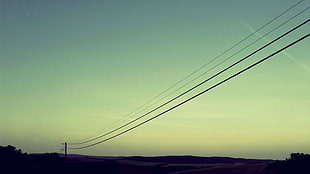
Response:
[65,142,67,158]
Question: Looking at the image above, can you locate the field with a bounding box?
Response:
[59,155,274,174]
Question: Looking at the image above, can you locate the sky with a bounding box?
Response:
[0,0,309,160]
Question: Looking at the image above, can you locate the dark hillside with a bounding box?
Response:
[124,156,271,164]
[1,145,309,174]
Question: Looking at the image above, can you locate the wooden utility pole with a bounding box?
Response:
[65,142,67,158]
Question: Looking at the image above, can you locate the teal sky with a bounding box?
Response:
[1,0,309,160]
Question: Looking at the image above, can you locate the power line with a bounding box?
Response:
[69,33,309,150]
[134,6,309,119]
[69,0,306,145]
[69,18,309,146]
[68,1,306,145]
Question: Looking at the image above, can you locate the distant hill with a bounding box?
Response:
[58,154,272,163]
[122,155,272,164]
[58,153,124,160]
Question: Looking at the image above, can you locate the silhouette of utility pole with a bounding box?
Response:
[64,142,67,158]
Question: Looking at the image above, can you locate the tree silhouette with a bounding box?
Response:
[268,153,310,174]
[0,145,28,173]
[0,145,64,174]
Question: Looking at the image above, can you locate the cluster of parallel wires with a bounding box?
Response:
[65,0,309,150]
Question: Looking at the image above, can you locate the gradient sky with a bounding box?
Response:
[1,0,309,160]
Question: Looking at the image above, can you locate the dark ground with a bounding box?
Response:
[1,145,309,174]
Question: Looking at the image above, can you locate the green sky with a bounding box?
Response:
[1,0,309,159]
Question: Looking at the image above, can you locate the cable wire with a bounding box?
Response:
[69,18,309,146]
[69,0,306,145]
[131,6,309,119]
[69,33,309,149]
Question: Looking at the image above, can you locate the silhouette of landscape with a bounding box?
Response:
[1,145,309,174]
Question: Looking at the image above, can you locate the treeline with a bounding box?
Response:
[267,153,310,174]
[0,145,64,174]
